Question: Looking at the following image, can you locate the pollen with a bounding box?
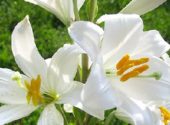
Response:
[116,54,149,82]
[120,65,149,82]
[159,106,170,125]
[116,54,130,70]
[25,75,43,106]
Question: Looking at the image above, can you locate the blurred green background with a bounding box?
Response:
[0,0,170,124]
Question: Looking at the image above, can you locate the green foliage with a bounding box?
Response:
[0,0,170,124]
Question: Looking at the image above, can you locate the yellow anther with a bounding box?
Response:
[25,75,43,106]
[159,106,170,125]
[116,54,130,70]
[116,54,150,82]
[117,57,149,75]
[120,65,149,82]
[129,58,149,66]
[133,64,149,73]
[117,64,134,75]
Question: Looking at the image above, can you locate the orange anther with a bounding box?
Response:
[116,55,130,70]
[133,65,149,74]
[120,65,149,82]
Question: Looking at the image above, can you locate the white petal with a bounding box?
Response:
[111,56,170,101]
[162,53,170,65]
[0,82,27,104]
[0,68,18,83]
[38,104,64,125]
[120,0,167,15]
[25,0,74,25]
[69,21,104,61]
[97,14,144,69]
[113,77,170,101]
[132,30,170,57]
[61,81,106,119]
[81,58,121,119]
[97,14,143,56]
[60,0,74,23]
[12,16,47,80]
[47,44,81,94]
[58,81,83,107]
[25,0,65,22]
[0,104,36,125]
[116,97,158,125]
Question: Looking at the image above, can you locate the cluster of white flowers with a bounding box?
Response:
[0,0,169,125]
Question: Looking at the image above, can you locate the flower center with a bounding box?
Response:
[116,54,149,82]
[159,106,170,125]
[25,75,43,106]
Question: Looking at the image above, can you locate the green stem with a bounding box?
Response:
[83,113,91,125]
[81,54,91,124]
[89,0,98,22]
[73,107,84,125]
[104,111,116,125]
[73,0,80,21]
[81,54,89,83]
[57,105,69,125]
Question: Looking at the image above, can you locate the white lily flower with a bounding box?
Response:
[24,0,85,25]
[0,16,83,125]
[68,14,170,103]
[120,0,167,15]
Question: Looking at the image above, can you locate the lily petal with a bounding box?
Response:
[81,57,121,119]
[120,0,167,15]
[162,53,170,65]
[61,80,107,119]
[0,81,27,104]
[12,16,47,80]
[0,104,36,125]
[47,44,81,94]
[38,104,64,125]
[112,56,170,101]
[132,30,170,57]
[58,81,83,107]
[98,14,143,55]
[25,0,65,23]
[69,21,103,61]
[116,97,158,125]
[25,0,85,25]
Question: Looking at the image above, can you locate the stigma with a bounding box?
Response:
[25,75,43,106]
[159,106,170,125]
[116,54,149,82]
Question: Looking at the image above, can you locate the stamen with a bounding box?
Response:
[117,58,149,75]
[120,65,149,82]
[159,106,170,125]
[117,64,134,75]
[25,75,43,106]
[116,54,130,70]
